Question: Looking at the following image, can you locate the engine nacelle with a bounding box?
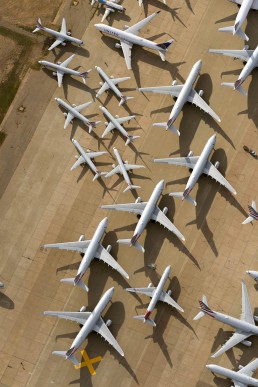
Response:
[79,235,85,241]
[148,282,152,288]
[238,365,244,370]
[105,121,108,126]
[106,319,112,327]
[242,340,252,347]
[125,160,128,164]
[214,161,220,169]
[115,43,121,49]
[75,155,79,160]
[80,306,87,312]
[62,42,66,46]
[172,80,177,86]
[67,31,71,36]
[167,290,172,296]
[187,150,193,157]
[243,45,249,50]
[163,207,168,215]
[112,163,116,168]
[52,72,57,76]
[99,81,103,86]
[63,112,67,117]
[254,315,258,322]
[124,25,129,30]
[198,90,204,97]
[106,244,112,253]
[115,115,119,118]
[135,197,141,203]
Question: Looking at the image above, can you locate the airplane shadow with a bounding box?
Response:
[215,12,237,25]
[0,292,14,309]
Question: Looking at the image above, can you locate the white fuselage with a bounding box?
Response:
[113,147,131,187]
[237,45,258,86]
[101,106,131,140]
[145,266,171,319]
[133,180,164,242]
[38,60,81,77]
[55,98,89,126]
[77,217,108,281]
[40,26,83,46]
[211,310,258,336]
[69,287,114,356]
[246,270,258,281]
[185,134,216,193]
[206,364,258,386]
[72,139,99,175]
[169,60,202,125]
[96,66,123,99]
[234,0,253,34]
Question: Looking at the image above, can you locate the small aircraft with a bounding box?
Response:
[218,0,258,41]
[95,11,173,70]
[100,179,185,253]
[209,45,258,96]
[194,280,258,358]
[153,134,237,206]
[55,98,100,132]
[138,60,221,135]
[33,18,84,50]
[100,106,139,146]
[246,270,258,282]
[242,200,258,224]
[95,66,133,106]
[206,358,258,387]
[38,54,90,87]
[44,287,124,365]
[126,265,184,327]
[105,147,145,192]
[41,217,129,291]
[71,139,108,181]
[91,0,126,23]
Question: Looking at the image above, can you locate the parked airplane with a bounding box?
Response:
[95,11,173,70]
[242,200,258,224]
[91,0,126,22]
[138,60,221,135]
[55,98,100,132]
[153,134,237,206]
[218,0,258,41]
[41,217,129,292]
[71,139,107,181]
[33,18,84,50]
[38,54,90,87]
[44,287,124,365]
[209,45,258,96]
[100,179,185,253]
[105,147,145,192]
[126,265,184,326]
[194,280,258,358]
[206,359,258,387]
[246,270,258,282]
[100,106,139,146]
[95,66,133,106]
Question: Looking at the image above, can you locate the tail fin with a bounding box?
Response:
[218,25,249,41]
[222,82,247,96]
[193,295,214,320]
[123,185,140,193]
[169,192,197,206]
[156,39,174,61]
[153,122,180,136]
[133,315,156,327]
[79,69,91,84]
[119,96,134,107]
[88,120,101,133]
[117,239,145,253]
[60,277,89,292]
[52,351,79,366]
[33,18,44,33]
[93,171,107,181]
[125,135,140,146]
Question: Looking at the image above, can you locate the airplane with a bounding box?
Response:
[100,106,139,146]
[153,134,237,206]
[138,60,221,135]
[33,17,84,50]
[91,0,126,23]
[206,358,258,387]
[41,217,129,292]
[94,11,173,70]
[138,0,167,5]
[44,287,124,365]
[242,200,258,224]
[209,45,258,96]
[95,66,133,106]
[218,0,258,41]
[0,282,4,289]
[38,54,90,87]
[104,147,145,192]
[246,270,258,282]
[100,179,185,253]
[193,280,258,358]
[55,97,100,132]
[126,265,184,327]
[71,139,108,181]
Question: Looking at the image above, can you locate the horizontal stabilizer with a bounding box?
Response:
[153,122,180,136]
[60,277,89,292]
[125,135,140,146]
[88,120,102,133]
[123,185,141,193]
[242,216,254,225]
[93,172,107,181]
[117,239,145,253]
[79,70,91,84]
[218,25,249,41]
[222,82,247,96]
[119,96,134,107]
[52,351,79,366]
[133,315,156,327]
[169,192,197,206]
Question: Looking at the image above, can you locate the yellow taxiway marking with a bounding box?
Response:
[74,350,102,375]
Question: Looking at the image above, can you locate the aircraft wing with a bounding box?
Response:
[126,287,156,297]
[159,291,184,312]
[71,155,86,171]
[238,358,258,378]
[212,331,252,358]
[153,156,199,169]
[151,206,185,241]
[97,82,110,96]
[126,11,159,36]
[240,280,255,325]
[124,163,144,171]
[209,49,254,62]
[41,240,91,253]
[105,165,121,178]
[74,102,92,112]
[139,85,183,96]
[86,151,107,159]
[61,54,75,68]
[60,17,67,34]
[188,89,221,122]
[116,116,135,125]
[97,77,131,96]
[111,76,131,85]
[120,40,133,70]
[203,161,237,195]
[44,311,91,326]
[64,112,74,129]
[93,317,124,356]
[57,71,64,87]
[102,122,115,137]
[48,38,64,51]
[100,202,147,215]
[101,8,111,22]
[95,245,129,279]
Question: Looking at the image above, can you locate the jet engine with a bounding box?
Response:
[52,72,57,76]
[148,283,152,287]
[242,340,252,347]
[106,319,112,327]
[198,90,204,97]
[99,81,103,85]
[135,197,141,203]
[62,42,66,46]
[112,163,116,168]
[115,43,121,49]
[238,365,243,370]
[167,290,172,296]
[172,80,177,86]
[79,235,85,241]
[123,25,129,30]
[67,31,71,36]
[162,207,168,215]
[63,112,67,117]
[214,161,220,169]
[80,306,87,312]
[254,316,258,322]
[187,150,193,157]
[105,121,108,126]
[106,245,112,253]
[115,114,119,118]
[243,45,249,50]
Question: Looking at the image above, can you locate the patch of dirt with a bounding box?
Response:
[0,35,21,84]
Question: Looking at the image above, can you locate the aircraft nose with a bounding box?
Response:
[158,179,165,189]
[102,217,108,226]
[196,59,202,67]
